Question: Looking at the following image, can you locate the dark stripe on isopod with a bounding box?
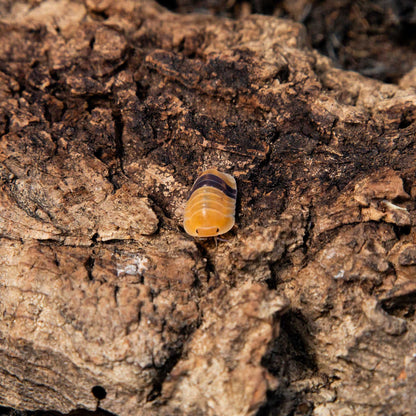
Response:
[188,173,237,200]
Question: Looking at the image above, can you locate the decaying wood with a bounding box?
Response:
[0,1,415,415]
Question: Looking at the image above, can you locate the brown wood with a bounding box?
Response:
[0,1,415,415]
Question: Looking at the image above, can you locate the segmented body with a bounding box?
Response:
[183,168,237,237]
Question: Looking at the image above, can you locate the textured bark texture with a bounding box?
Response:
[0,1,415,415]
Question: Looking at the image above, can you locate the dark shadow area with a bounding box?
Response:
[257,310,317,416]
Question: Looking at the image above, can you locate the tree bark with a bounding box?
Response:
[0,1,415,415]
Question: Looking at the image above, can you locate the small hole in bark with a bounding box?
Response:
[94,147,104,159]
[30,59,40,69]
[381,295,416,319]
[402,177,413,196]
[85,256,95,281]
[91,10,109,20]
[135,81,148,100]
[276,65,290,83]
[393,224,411,238]
[399,115,412,129]
[50,69,59,81]
[156,0,177,11]
[92,385,107,400]
[3,114,10,135]
[177,38,185,53]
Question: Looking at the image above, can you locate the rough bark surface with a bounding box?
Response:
[0,1,415,415]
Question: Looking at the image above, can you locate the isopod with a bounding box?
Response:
[183,168,237,237]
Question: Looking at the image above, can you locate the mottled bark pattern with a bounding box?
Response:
[0,1,415,416]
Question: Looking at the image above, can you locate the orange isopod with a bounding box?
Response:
[183,168,237,237]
